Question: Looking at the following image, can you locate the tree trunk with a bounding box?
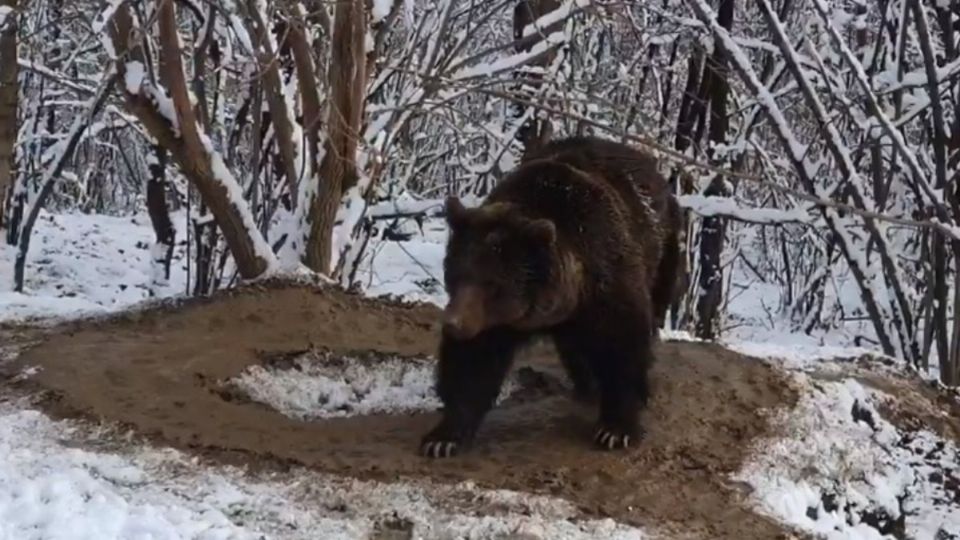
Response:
[694,0,735,340]
[909,0,953,376]
[146,143,175,295]
[192,217,215,296]
[947,259,960,386]
[0,0,17,232]
[107,2,275,279]
[246,2,306,209]
[303,0,367,273]
[511,0,561,156]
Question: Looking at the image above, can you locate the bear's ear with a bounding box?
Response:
[445,196,470,229]
[525,219,556,246]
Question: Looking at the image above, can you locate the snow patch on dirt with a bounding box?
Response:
[735,373,960,539]
[226,349,523,419]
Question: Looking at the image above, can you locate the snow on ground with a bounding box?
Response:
[732,371,960,540]
[713,252,960,538]
[0,398,644,540]
[0,210,189,323]
[659,317,960,538]
[227,349,522,420]
[721,328,882,372]
[352,216,449,306]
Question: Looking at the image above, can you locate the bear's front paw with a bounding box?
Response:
[421,438,460,458]
[420,422,470,458]
[593,424,643,450]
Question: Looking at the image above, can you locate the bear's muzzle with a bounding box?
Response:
[442,285,486,340]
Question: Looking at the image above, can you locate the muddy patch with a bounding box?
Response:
[7,282,803,539]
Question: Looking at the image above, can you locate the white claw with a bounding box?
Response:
[423,440,457,458]
[593,428,633,450]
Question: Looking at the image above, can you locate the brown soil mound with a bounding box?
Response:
[5,282,802,539]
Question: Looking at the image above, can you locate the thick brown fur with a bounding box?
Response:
[420,135,682,458]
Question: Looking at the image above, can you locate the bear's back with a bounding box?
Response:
[481,137,670,292]
[520,136,671,230]
[486,148,632,248]
[489,137,670,273]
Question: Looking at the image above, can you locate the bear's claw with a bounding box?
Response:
[420,439,460,458]
[420,420,470,458]
[593,425,642,450]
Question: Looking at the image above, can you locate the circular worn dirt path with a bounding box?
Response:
[4,282,801,539]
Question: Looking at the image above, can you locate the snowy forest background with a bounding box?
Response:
[1,0,959,386]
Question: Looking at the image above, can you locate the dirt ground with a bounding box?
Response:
[3,281,805,539]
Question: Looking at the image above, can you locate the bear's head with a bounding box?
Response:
[440,196,576,340]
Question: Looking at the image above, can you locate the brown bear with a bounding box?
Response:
[420,135,682,458]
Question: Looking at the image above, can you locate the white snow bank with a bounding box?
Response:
[228,350,521,419]
[0,211,188,323]
[352,217,449,306]
[735,374,960,539]
[0,400,645,539]
[0,404,290,540]
[723,328,882,372]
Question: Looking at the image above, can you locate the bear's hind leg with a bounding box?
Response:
[420,329,525,458]
[653,196,684,332]
[553,335,596,402]
[583,298,654,450]
[651,227,680,334]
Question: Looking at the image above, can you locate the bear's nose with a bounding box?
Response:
[442,315,467,338]
[443,312,482,340]
[442,285,484,340]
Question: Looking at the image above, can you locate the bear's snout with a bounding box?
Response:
[441,315,472,340]
[442,285,486,340]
